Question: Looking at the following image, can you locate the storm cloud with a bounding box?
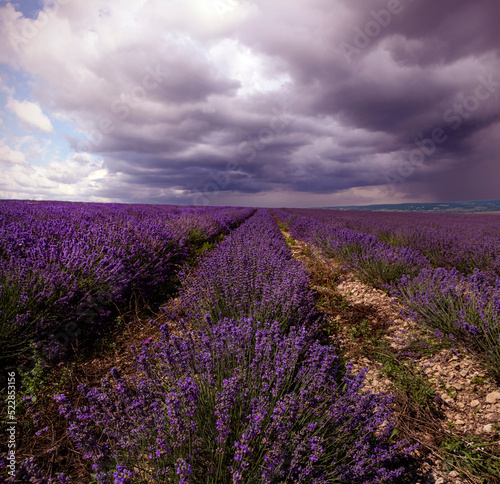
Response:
[0,0,499,206]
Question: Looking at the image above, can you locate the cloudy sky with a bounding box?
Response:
[1,0,499,207]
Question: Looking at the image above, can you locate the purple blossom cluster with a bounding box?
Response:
[175,209,320,329]
[54,318,412,483]
[0,455,70,484]
[0,200,253,359]
[391,268,500,380]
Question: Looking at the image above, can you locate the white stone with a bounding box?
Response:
[470,400,480,408]
[485,391,500,404]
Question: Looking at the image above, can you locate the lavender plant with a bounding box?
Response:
[346,245,430,289]
[391,268,500,381]
[272,209,429,289]
[1,455,70,484]
[56,318,413,483]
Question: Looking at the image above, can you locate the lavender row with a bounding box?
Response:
[391,268,500,381]
[0,200,253,360]
[47,318,411,483]
[287,208,500,277]
[173,209,320,329]
[273,209,500,382]
[272,209,430,289]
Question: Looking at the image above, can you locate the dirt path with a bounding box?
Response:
[281,230,500,484]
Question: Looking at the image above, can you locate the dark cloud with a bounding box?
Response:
[1,0,499,205]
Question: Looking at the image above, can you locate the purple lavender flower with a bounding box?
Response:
[392,267,500,380]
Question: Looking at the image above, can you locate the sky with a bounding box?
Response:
[0,0,499,207]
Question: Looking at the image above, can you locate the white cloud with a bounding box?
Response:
[6,96,54,132]
[0,150,114,198]
[0,140,27,165]
[207,39,291,96]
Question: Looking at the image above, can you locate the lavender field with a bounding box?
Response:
[0,201,254,361]
[287,209,500,277]
[276,208,500,382]
[2,201,500,483]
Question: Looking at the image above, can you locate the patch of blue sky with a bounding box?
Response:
[1,65,36,104]
[7,0,44,20]
[1,60,86,158]
[21,120,85,167]
[0,110,24,137]
[49,117,84,154]
[2,107,83,169]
